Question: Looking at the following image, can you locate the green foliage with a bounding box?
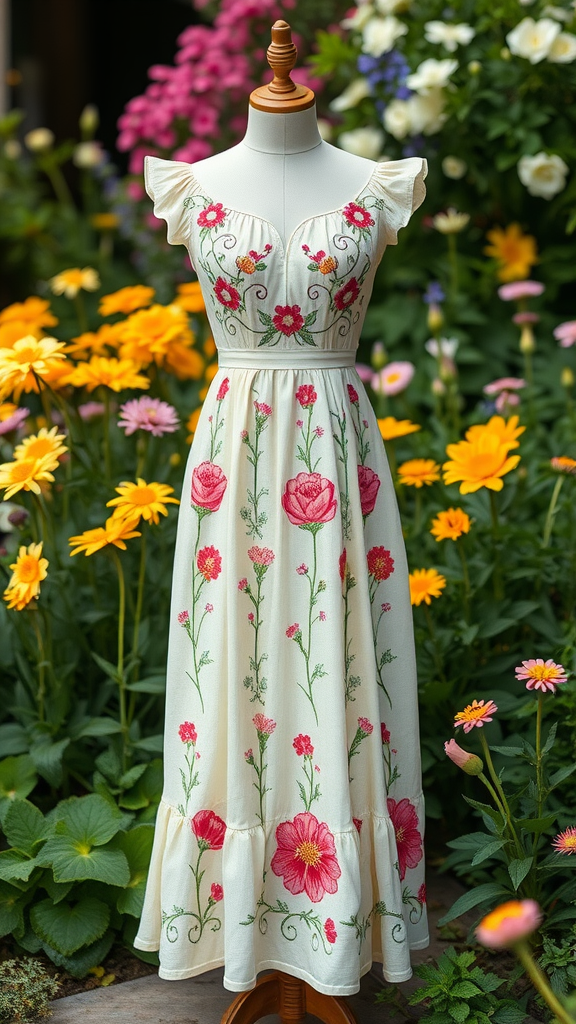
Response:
[537,926,576,996]
[0,958,60,1024]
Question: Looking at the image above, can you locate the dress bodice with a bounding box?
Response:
[144,155,427,354]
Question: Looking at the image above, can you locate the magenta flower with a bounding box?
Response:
[118,396,179,437]
[498,280,545,301]
[417,883,427,905]
[381,723,391,744]
[210,882,224,902]
[515,658,568,694]
[358,717,373,735]
[252,713,276,737]
[178,610,189,625]
[293,734,314,757]
[286,623,300,639]
[324,918,337,944]
[387,797,423,880]
[372,361,415,397]
[178,721,197,744]
[247,546,275,566]
[554,320,576,348]
[512,311,539,326]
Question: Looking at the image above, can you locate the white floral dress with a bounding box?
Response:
[134,153,430,996]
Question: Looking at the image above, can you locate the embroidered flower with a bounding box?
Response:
[191,809,226,850]
[191,461,227,512]
[381,723,391,744]
[387,797,423,880]
[178,721,197,744]
[358,465,381,516]
[273,304,305,336]
[295,384,317,407]
[197,203,226,229]
[367,546,395,580]
[210,882,224,902]
[214,276,241,311]
[236,255,257,274]
[347,384,359,404]
[334,277,360,310]
[216,377,229,401]
[286,622,300,639]
[358,717,374,735]
[254,400,272,416]
[253,713,277,737]
[324,918,338,943]
[343,201,374,230]
[238,578,248,591]
[282,472,338,526]
[271,811,342,902]
[417,882,427,904]
[293,733,314,757]
[178,610,189,625]
[339,548,347,582]
[248,545,275,566]
[296,563,308,575]
[197,545,222,581]
[205,603,213,613]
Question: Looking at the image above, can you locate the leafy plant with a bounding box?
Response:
[537,926,576,997]
[0,958,60,1024]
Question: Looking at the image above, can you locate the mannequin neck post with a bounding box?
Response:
[242,104,323,155]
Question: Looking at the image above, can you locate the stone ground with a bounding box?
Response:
[48,870,539,1024]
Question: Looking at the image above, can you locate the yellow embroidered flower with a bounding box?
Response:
[63,356,149,392]
[377,417,421,441]
[0,335,68,402]
[99,285,155,317]
[409,568,447,606]
[318,256,338,275]
[465,415,525,450]
[13,426,68,466]
[550,456,576,475]
[117,304,193,367]
[50,267,100,299]
[235,256,257,275]
[3,541,49,610]
[64,323,125,359]
[0,455,57,500]
[106,478,180,525]
[0,297,58,331]
[173,281,205,314]
[483,223,538,283]
[430,507,471,541]
[443,433,521,493]
[69,516,141,557]
[398,458,441,487]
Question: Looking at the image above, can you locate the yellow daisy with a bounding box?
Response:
[69,516,141,557]
[63,356,149,392]
[0,335,68,402]
[0,455,56,500]
[377,417,421,441]
[173,281,205,313]
[50,267,100,299]
[465,415,525,450]
[13,426,68,466]
[0,297,58,330]
[398,458,441,488]
[430,507,472,542]
[106,478,180,526]
[483,223,538,283]
[99,285,155,317]
[90,213,120,231]
[443,433,521,494]
[409,568,447,606]
[0,402,20,422]
[3,541,48,610]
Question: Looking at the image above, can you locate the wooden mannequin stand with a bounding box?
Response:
[221,22,360,1024]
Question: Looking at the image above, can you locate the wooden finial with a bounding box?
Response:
[249,21,315,113]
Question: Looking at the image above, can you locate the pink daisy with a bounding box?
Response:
[483,377,526,396]
[454,699,498,733]
[372,361,415,397]
[554,320,576,348]
[551,826,576,854]
[117,396,179,437]
[514,658,568,694]
[498,280,545,301]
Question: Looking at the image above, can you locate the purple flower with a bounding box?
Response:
[117,397,179,437]
[423,281,445,305]
[0,407,30,435]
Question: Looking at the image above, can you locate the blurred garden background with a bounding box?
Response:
[1,0,576,1019]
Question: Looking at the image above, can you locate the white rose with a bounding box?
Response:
[383,98,413,139]
[547,31,576,61]
[338,126,385,160]
[374,0,412,12]
[506,17,561,63]
[342,4,375,30]
[409,88,447,135]
[517,151,569,198]
[24,127,55,152]
[406,58,458,93]
[73,141,105,168]
[329,78,372,112]
[424,21,475,52]
[442,155,467,179]
[362,15,408,56]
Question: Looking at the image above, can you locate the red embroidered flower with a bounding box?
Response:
[238,578,248,591]
[381,723,391,744]
[334,277,360,311]
[197,203,226,229]
[417,882,427,905]
[273,304,304,336]
[295,384,317,407]
[347,384,359,404]
[358,465,381,516]
[367,546,395,581]
[254,400,272,416]
[293,734,314,757]
[353,817,363,834]
[191,809,227,850]
[216,377,229,401]
[286,623,300,639]
[358,717,374,735]
[191,461,227,512]
[343,202,374,230]
[339,548,347,582]
[210,882,224,902]
[282,472,337,526]
[178,610,189,625]
[178,721,197,744]
[324,918,338,943]
[271,811,342,902]
[387,797,423,881]
[248,546,275,565]
[253,713,276,736]
[197,545,222,581]
[214,276,240,310]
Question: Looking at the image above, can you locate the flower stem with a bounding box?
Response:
[130,528,147,688]
[514,942,576,1024]
[479,732,524,860]
[110,548,128,770]
[542,476,564,549]
[74,293,88,334]
[447,234,459,307]
[29,608,46,723]
[458,540,471,620]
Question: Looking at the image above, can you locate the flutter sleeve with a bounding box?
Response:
[370,156,428,248]
[143,155,199,246]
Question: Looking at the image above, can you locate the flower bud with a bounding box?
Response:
[561,367,574,388]
[519,325,536,353]
[24,127,55,152]
[468,60,481,74]
[79,104,99,135]
[444,738,484,775]
[371,341,387,371]
[427,303,444,332]
[439,356,457,382]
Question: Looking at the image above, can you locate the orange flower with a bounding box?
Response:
[3,541,49,611]
[186,407,202,443]
[99,285,155,317]
[398,458,440,488]
[117,304,193,367]
[90,212,120,231]
[174,281,205,314]
[0,297,58,330]
[443,433,521,493]
[377,417,421,441]
[465,415,525,450]
[68,516,141,556]
[430,507,471,541]
[551,456,576,475]
[409,568,446,606]
[484,224,538,283]
[64,323,125,359]
[163,342,204,380]
[63,356,149,392]
[0,454,57,500]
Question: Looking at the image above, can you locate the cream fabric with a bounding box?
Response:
[134,154,430,995]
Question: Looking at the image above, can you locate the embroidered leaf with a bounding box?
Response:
[257,309,273,326]
[297,328,316,346]
[308,263,319,272]
[258,330,278,347]
[304,310,318,326]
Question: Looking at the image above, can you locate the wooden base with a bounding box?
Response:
[221,970,358,1024]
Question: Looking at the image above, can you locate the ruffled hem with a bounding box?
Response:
[134,797,429,994]
[372,156,428,247]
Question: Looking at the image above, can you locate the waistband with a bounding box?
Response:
[217,347,357,369]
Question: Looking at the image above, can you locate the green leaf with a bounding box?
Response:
[549,764,576,789]
[126,675,166,693]
[489,746,524,757]
[37,835,130,885]
[437,883,509,926]
[29,738,70,788]
[0,723,28,756]
[515,814,556,834]
[41,931,114,978]
[508,857,533,890]
[471,839,507,866]
[542,722,558,756]
[451,982,482,998]
[448,1003,470,1023]
[73,717,123,738]
[0,755,37,817]
[257,309,272,326]
[462,796,505,830]
[492,1002,529,1023]
[447,832,501,852]
[50,793,124,845]
[113,824,154,917]
[133,735,163,752]
[91,651,121,682]
[0,880,25,937]
[0,849,38,881]
[30,896,110,956]
[41,874,74,904]
[2,798,47,854]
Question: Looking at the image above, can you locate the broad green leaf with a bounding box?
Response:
[0,880,25,937]
[492,1002,529,1024]
[508,856,533,890]
[448,832,501,852]
[119,760,163,813]
[0,849,38,882]
[2,798,47,854]
[29,739,70,787]
[91,651,121,682]
[133,735,163,753]
[549,764,576,789]
[41,873,74,904]
[515,815,556,834]
[50,793,123,845]
[73,717,123,738]
[30,896,110,956]
[471,839,506,866]
[448,1002,470,1023]
[42,932,114,978]
[125,675,166,693]
[437,883,509,926]
[113,824,154,916]
[0,723,28,756]
[451,982,482,998]
[0,755,37,817]
[36,834,130,886]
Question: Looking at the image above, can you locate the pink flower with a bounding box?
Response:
[247,546,275,566]
[353,818,363,833]
[205,603,213,613]
[254,401,272,416]
[282,472,337,526]
[476,900,542,949]
[293,734,314,757]
[117,396,179,437]
[296,419,304,428]
[197,203,226,229]
[498,280,545,301]
[381,602,391,612]
[358,465,381,516]
[248,612,254,622]
[554,320,576,348]
[191,461,227,512]
[372,361,415,397]
[339,548,347,582]
[347,383,359,404]
[214,276,240,310]
[483,378,526,396]
[178,721,197,744]
[244,748,253,761]
[454,699,498,733]
[334,277,360,311]
[495,392,520,412]
[514,658,568,694]
[387,797,423,880]
[216,377,229,401]
[358,717,373,735]
[238,578,248,591]
[343,202,374,230]
[444,739,483,775]
[273,304,304,336]
[355,363,373,383]
[367,546,395,581]
[197,545,222,581]
[241,429,248,439]
[324,918,338,944]
[381,723,391,744]
[191,809,226,850]
[295,384,317,408]
[314,425,324,437]
[314,764,320,773]
[77,402,104,422]
[417,883,427,905]
[551,826,576,854]
[319,610,326,621]
[253,713,276,736]
[286,623,300,639]
[271,811,342,902]
[512,311,539,325]
[296,563,308,575]
[210,882,224,902]
[178,610,190,625]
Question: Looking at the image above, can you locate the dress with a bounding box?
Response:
[134,152,430,996]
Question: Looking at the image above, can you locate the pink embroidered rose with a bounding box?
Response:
[293,733,314,757]
[179,721,197,744]
[210,882,224,902]
[367,546,395,581]
[271,811,342,902]
[347,384,359,404]
[253,713,276,736]
[191,461,227,512]
[216,377,229,401]
[334,277,360,311]
[358,465,381,516]
[214,276,240,311]
[343,202,374,230]
[197,545,222,581]
[324,918,338,943]
[248,546,275,566]
[197,203,226,229]
[387,797,423,880]
[282,472,337,526]
[273,304,304,336]
[191,809,227,850]
[295,384,317,407]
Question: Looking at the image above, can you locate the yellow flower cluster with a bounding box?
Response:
[3,541,49,611]
[69,479,180,556]
[0,426,68,500]
[0,336,68,402]
[443,415,524,493]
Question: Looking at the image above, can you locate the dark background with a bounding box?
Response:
[10,0,198,171]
